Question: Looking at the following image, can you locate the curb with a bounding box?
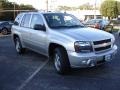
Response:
[0,34,11,38]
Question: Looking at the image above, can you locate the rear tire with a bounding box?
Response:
[14,37,25,54]
[119,33,120,37]
[119,32,120,36]
[1,28,8,35]
[53,47,71,74]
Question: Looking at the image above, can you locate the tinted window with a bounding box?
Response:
[86,20,96,24]
[3,22,9,25]
[95,20,102,23]
[14,13,23,25]
[30,14,44,29]
[102,20,110,25]
[21,14,31,28]
[44,13,84,29]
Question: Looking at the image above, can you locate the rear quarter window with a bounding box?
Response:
[14,13,24,26]
[20,14,31,28]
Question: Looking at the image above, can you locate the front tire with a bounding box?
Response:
[54,47,70,74]
[119,32,120,37]
[14,37,25,54]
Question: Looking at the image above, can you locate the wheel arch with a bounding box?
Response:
[2,27,8,30]
[48,43,68,58]
[13,34,19,42]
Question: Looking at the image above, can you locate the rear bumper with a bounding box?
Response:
[67,45,117,68]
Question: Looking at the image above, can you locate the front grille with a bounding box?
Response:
[93,39,111,45]
[94,45,111,52]
[93,39,112,52]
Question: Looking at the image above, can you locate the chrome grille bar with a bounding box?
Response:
[93,39,112,52]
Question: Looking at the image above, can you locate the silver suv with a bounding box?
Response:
[12,12,117,74]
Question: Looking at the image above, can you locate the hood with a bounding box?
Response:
[55,27,113,41]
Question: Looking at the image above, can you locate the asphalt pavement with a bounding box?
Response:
[0,33,120,90]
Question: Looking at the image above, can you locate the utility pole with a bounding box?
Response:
[51,0,57,11]
[94,0,97,19]
[46,0,48,11]
[13,2,15,19]
[11,2,15,19]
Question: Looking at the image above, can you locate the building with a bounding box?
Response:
[67,10,102,21]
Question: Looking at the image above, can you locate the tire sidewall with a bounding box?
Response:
[54,48,70,74]
[15,37,22,54]
[54,49,63,73]
[1,28,8,35]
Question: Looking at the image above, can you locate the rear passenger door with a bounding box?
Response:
[20,14,32,47]
[29,14,47,55]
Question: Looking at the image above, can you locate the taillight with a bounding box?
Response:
[94,23,100,29]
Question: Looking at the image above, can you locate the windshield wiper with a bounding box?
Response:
[51,26,71,29]
[68,25,84,28]
[51,25,84,29]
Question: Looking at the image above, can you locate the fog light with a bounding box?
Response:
[90,62,95,67]
[82,58,95,65]
[82,60,87,64]
[87,59,91,65]
[87,58,94,65]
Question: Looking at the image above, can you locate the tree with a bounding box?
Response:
[117,1,120,15]
[100,0,119,19]
[19,4,35,10]
[58,6,72,11]
[0,0,35,20]
[78,3,94,10]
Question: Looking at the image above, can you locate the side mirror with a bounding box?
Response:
[14,21,19,26]
[34,24,46,31]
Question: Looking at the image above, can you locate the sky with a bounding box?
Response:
[7,0,116,10]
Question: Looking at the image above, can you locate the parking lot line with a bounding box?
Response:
[17,59,49,90]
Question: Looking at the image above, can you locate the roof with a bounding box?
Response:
[21,11,65,15]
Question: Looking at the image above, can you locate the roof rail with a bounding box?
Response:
[0,10,38,12]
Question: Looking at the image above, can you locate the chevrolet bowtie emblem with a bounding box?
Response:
[102,43,107,47]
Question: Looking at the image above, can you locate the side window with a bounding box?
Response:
[87,20,95,24]
[30,14,44,29]
[4,22,9,25]
[14,14,23,26]
[21,14,31,28]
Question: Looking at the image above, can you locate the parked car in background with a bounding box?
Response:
[0,21,13,35]
[84,19,113,32]
[118,30,120,36]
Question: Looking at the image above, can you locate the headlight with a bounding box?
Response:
[74,41,93,53]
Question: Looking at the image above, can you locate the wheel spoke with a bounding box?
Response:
[2,29,7,35]
[54,53,61,71]
[16,40,20,52]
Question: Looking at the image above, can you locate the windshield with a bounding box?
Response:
[44,13,84,29]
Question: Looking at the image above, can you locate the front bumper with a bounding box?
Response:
[67,45,117,68]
